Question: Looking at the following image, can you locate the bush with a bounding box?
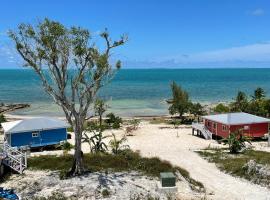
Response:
[101,189,110,197]
[0,114,6,127]
[60,141,73,151]
[213,103,230,113]
[223,129,251,154]
[31,191,68,200]
[66,126,73,132]
[105,113,122,129]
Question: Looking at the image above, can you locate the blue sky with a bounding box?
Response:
[0,0,270,68]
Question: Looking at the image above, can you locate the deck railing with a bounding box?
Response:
[192,122,212,140]
[0,142,27,174]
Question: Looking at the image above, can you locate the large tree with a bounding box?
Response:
[9,18,127,175]
[230,91,248,112]
[252,87,266,101]
[167,81,190,118]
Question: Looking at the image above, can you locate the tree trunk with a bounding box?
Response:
[69,122,84,176]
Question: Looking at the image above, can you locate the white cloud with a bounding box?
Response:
[124,42,270,68]
[249,8,265,16]
[0,42,21,67]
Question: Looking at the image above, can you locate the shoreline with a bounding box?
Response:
[2,101,231,121]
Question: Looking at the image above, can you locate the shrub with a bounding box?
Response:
[213,103,230,113]
[223,129,251,154]
[105,113,122,129]
[31,191,68,200]
[109,133,129,154]
[101,189,110,197]
[60,141,73,151]
[66,126,73,132]
[28,150,205,191]
[0,114,6,127]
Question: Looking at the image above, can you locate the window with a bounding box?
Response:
[207,121,211,127]
[213,123,216,129]
[32,132,39,137]
[222,125,227,131]
[244,125,249,130]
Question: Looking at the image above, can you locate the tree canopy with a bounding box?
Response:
[168,81,190,118]
[9,18,127,175]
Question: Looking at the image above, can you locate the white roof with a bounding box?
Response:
[1,117,70,134]
[202,112,270,125]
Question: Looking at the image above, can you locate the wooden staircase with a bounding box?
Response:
[0,143,27,174]
[192,123,212,140]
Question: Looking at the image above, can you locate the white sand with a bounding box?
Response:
[124,122,270,200]
[3,118,270,199]
[1,170,175,200]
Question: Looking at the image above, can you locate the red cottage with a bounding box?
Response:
[192,112,270,139]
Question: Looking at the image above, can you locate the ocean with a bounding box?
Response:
[1,68,270,117]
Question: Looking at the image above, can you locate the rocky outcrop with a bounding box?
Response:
[0,103,30,114]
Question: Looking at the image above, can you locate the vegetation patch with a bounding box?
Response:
[197,148,270,188]
[28,150,204,192]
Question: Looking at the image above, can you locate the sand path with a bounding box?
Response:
[127,122,270,200]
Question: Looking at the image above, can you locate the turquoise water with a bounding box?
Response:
[1,68,270,116]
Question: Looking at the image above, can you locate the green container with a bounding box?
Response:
[160,172,176,187]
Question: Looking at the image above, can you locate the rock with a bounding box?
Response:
[243,160,270,188]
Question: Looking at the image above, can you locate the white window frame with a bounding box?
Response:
[213,123,216,129]
[244,125,249,130]
[32,132,39,137]
[222,125,227,131]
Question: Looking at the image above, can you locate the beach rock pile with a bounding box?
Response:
[0,103,30,114]
[1,170,174,200]
[243,160,270,188]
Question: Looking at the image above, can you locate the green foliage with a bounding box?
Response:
[252,87,265,101]
[130,119,140,130]
[0,114,6,127]
[28,150,204,191]
[167,81,190,118]
[198,148,270,188]
[105,112,122,129]
[213,103,230,113]
[190,103,206,118]
[66,126,73,132]
[82,99,111,153]
[60,141,73,151]
[82,131,109,153]
[94,99,108,131]
[222,129,251,154]
[31,191,68,200]
[230,91,249,112]
[101,189,110,197]
[109,133,129,154]
[227,88,270,118]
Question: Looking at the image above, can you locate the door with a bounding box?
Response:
[31,131,41,146]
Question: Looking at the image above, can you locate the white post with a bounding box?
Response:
[20,156,23,174]
[268,123,270,147]
[24,152,27,168]
[268,132,270,147]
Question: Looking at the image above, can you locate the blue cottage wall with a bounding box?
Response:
[9,128,67,147]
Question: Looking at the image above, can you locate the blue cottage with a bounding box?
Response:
[1,117,69,148]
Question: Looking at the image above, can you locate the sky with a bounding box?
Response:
[0,0,270,68]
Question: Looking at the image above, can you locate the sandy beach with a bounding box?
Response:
[10,118,267,200]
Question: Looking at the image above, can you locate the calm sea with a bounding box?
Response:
[1,68,270,117]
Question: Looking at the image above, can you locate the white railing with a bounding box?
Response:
[192,122,212,140]
[0,142,27,174]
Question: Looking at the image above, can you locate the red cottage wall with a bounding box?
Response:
[230,123,269,138]
[204,119,229,138]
